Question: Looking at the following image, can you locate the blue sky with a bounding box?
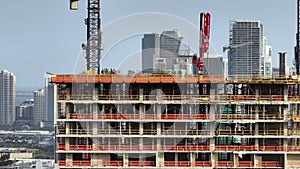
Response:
[0,0,296,87]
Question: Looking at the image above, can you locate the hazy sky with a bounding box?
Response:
[0,0,296,88]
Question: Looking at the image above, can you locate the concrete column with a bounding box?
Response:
[157,123,161,135]
[139,122,143,136]
[93,84,97,101]
[210,137,215,151]
[139,137,143,151]
[157,104,161,136]
[123,153,128,167]
[65,138,70,151]
[139,88,143,101]
[284,153,288,168]
[255,138,259,150]
[66,153,73,166]
[211,153,217,168]
[255,106,259,136]
[93,124,98,151]
[210,88,216,103]
[66,122,70,135]
[234,154,239,168]
[255,88,259,101]
[284,120,288,136]
[254,154,257,168]
[283,138,288,151]
[156,152,164,167]
[91,154,99,166]
[157,104,161,115]
[139,153,146,163]
[93,103,98,120]
[283,85,288,101]
[93,122,97,135]
[190,152,195,167]
[255,155,262,168]
[139,103,144,136]
[157,138,161,156]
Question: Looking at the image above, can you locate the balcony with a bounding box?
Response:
[62,113,210,121]
[164,161,190,167]
[56,144,211,152]
[57,160,123,167]
[128,161,154,167]
[216,161,233,167]
[238,161,254,167]
[257,161,283,168]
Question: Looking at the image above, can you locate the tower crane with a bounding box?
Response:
[68,0,102,74]
[192,13,210,74]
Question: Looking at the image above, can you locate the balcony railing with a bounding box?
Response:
[238,161,254,167]
[216,161,233,167]
[128,161,154,167]
[56,129,213,136]
[57,144,211,152]
[257,161,283,167]
[164,161,190,167]
[57,113,284,122]
[60,113,210,120]
[57,160,123,167]
[56,94,288,103]
[57,144,298,152]
[195,161,211,167]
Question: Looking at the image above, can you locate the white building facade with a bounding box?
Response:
[0,70,16,126]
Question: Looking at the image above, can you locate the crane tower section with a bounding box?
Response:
[193,12,210,74]
[86,0,101,74]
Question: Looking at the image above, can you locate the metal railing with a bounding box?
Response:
[257,161,283,167]
[52,74,298,83]
[56,94,290,102]
[57,128,289,136]
[59,113,210,120]
[58,144,299,152]
[57,144,211,152]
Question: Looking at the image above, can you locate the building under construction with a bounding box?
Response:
[51,0,300,168]
[52,72,300,168]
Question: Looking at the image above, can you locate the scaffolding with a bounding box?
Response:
[53,74,300,168]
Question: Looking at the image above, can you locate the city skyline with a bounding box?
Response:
[0,0,296,88]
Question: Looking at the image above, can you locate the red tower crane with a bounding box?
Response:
[69,0,102,74]
[193,12,211,74]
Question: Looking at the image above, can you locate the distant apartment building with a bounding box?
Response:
[142,30,193,74]
[142,33,160,73]
[273,68,280,75]
[262,37,272,75]
[44,73,55,125]
[203,55,226,76]
[228,20,272,76]
[160,30,182,71]
[0,70,16,126]
[16,99,34,122]
[33,89,45,126]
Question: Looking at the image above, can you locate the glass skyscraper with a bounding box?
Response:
[228,21,272,76]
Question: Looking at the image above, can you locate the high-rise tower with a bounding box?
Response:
[33,88,45,126]
[0,70,16,126]
[142,33,160,73]
[228,21,271,75]
[160,30,182,71]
